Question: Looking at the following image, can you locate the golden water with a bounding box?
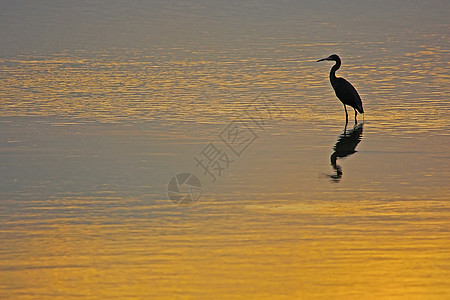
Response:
[0,1,449,299]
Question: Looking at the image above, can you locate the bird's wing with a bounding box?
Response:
[335,78,364,114]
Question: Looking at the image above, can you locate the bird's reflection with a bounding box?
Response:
[329,123,364,182]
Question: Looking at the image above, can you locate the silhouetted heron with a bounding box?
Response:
[317,54,364,123]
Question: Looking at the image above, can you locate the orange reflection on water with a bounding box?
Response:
[1,43,449,299]
[1,196,448,299]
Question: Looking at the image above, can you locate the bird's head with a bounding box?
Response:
[317,54,340,62]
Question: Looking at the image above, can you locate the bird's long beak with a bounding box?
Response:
[316,58,327,62]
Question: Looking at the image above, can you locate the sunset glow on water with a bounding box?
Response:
[1,1,449,299]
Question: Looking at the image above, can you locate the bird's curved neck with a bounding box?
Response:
[329,59,341,81]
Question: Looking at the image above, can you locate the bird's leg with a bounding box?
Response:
[354,108,357,124]
[343,104,348,125]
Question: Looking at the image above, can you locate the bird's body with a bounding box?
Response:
[317,54,364,123]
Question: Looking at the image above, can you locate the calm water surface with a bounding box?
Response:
[1,1,449,299]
